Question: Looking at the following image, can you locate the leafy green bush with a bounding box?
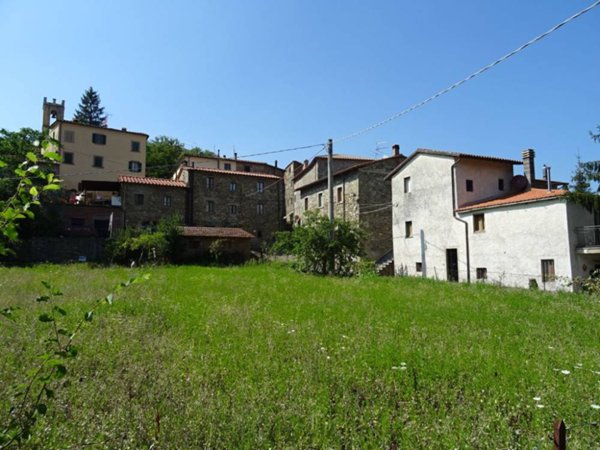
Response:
[106,216,182,265]
[272,211,365,276]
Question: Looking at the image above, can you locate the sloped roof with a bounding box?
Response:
[293,154,375,181]
[385,148,522,180]
[181,226,255,239]
[183,154,284,171]
[184,166,281,179]
[118,175,187,188]
[50,120,149,137]
[456,188,568,213]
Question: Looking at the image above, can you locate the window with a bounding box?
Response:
[244,165,251,172]
[206,200,215,213]
[224,163,231,170]
[63,152,74,165]
[318,193,323,207]
[163,195,172,207]
[304,197,308,211]
[92,133,106,145]
[257,181,264,192]
[476,268,487,280]
[134,194,144,205]
[541,259,555,282]
[257,203,264,216]
[131,141,140,152]
[128,161,142,173]
[256,230,263,238]
[337,186,343,203]
[229,181,237,192]
[93,156,103,168]
[466,179,473,192]
[404,176,411,193]
[416,262,422,272]
[229,204,238,214]
[473,213,485,232]
[63,130,74,143]
[498,178,504,191]
[206,176,214,190]
[405,221,413,238]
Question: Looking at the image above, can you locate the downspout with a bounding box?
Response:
[451,159,471,283]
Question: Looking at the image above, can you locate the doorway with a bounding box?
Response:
[446,249,458,282]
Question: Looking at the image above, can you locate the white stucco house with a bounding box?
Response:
[387,148,600,291]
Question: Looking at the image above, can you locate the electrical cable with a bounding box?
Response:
[334,0,600,144]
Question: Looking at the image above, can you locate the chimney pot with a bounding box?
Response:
[121,127,127,131]
[522,149,535,187]
[392,144,400,157]
[274,160,278,168]
[303,159,309,168]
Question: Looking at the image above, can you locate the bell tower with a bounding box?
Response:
[42,97,65,130]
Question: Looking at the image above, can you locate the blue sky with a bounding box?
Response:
[1,0,598,182]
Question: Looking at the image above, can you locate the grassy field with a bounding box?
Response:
[0,263,599,449]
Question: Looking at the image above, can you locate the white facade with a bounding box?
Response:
[390,150,598,291]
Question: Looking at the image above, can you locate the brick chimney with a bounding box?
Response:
[392,144,400,157]
[522,149,535,187]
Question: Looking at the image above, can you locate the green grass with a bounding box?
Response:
[1,263,599,449]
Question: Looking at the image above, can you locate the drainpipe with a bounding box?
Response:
[451,159,471,283]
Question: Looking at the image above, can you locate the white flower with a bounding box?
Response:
[548,346,555,350]
[287,329,296,334]
[341,334,348,339]
[400,362,407,366]
[326,356,331,360]
[560,370,571,375]
[536,404,545,409]
[400,366,407,370]
[391,366,399,370]
[533,397,542,402]
[320,346,326,352]
[591,404,600,410]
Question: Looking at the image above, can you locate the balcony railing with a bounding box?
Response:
[576,225,600,248]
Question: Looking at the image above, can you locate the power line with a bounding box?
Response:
[335,0,600,144]
[238,143,326,158]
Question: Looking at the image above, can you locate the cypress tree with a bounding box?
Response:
[72,87,107,127]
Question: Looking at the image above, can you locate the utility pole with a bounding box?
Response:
[327,138,334,223]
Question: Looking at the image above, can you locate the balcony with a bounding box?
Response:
[576,226,600,254]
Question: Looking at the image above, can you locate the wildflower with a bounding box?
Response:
[536,404,545,409]
[560,370,571,375]
[287,329,296,334]
[591,404,600,410]
[533,397,541,402]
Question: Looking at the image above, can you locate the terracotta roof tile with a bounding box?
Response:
[184,166,281,179]
[181,226,255,239]
[118,175,187,188]
[457,188,568,212]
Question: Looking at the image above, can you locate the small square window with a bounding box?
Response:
[244,165,251,172]
[93,156,103,168]
[257,181,264,192]
[128,161,142,173]
[229,204,238,214]
[206,177,214,190]
[163,195,172,207]
[473,214,485,232]
[476,268,487,280]
[416,262,422,272]
[466,179,473,192]
[63,152,74,165]
[63,130,75,143]
[404,176,411,193]
[131,141,140,152]
[134,194,144,206]
[206,200,215,213]
[337,186,343,203]
[318,193,323,207]
[541,259,555,282]
[257,203,264,216]
[498,178,504,191]
[224,163,232,170]
[405,221,413,238]
[92,133,106,145]
[229,182,237,192]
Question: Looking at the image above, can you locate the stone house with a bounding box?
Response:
[388,148,599,290]
[178,226,254,262]
[175,166,285,249]
[119,176,187,227]
[180,154,284,176]
[294,150,404,261]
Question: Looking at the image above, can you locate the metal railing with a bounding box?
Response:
[576,225,600,248]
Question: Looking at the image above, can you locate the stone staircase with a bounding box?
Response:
[375,250,394,276]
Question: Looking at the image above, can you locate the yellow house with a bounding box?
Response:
[43,97,148,190]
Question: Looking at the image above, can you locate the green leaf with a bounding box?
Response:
[53,306,67,316]
[43,151,62,162]
[29,186,39,196]
[44,387,54,399]
[0,160,6,168]
[84,311,94,322]
[1,306,17,321]
[36,295,50,303]
[26,152,38,163]
[66,346,78,358]
[38,313,54,323]
[54,364,67,379]
[36,403,47,415]
[41,281,51,290]
[57,328,70,336]
[42,183,61,191]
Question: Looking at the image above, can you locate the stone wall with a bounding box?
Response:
[189,170,285,249]
[121,183,187,227]
[11,237,106,263]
